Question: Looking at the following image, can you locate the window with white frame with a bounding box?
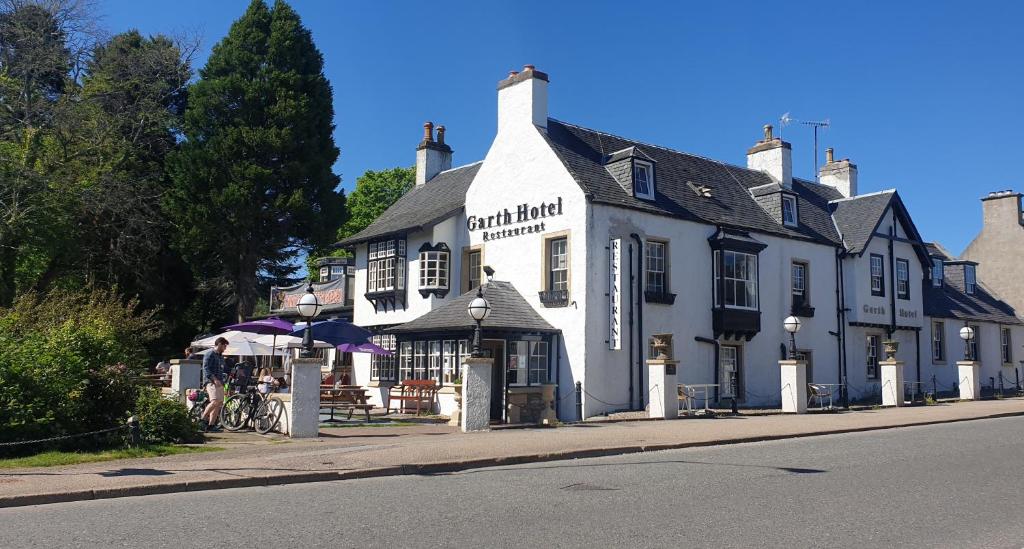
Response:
[931,258,944,287]
[367,239,406,293]
[398,341,413,381]
[714,250,758,310]
[441,340,460,384]
[896,258,910,300]
[466,250,482,291]
[413,341,428,379]
[645,240,667,295]
[418,244,450,296]
[870,254,885,297]
[965,265,977,295]
[932,321,945,362]
[547,237,569,292]
[369,334,397,381]
[866,335,881,380]
[719,345,740,398]
[507,340,549,386]
[428,340,441,381]
[791,261,807,308]
[1002,328,1012,364]
[330,265,345,280]
[319,266,330,283]
[781,195,798,227]
[633,161,654,200]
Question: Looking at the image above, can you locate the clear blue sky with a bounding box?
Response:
[98,0,1023,255]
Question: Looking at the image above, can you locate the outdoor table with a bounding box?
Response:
[319,385,373,422]
[678,384,719,415]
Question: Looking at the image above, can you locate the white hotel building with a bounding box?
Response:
[337,66,1024,422]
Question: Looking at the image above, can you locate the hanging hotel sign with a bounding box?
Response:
[608,238,622,350]
[270,277,346,313]
[467,197,564,241]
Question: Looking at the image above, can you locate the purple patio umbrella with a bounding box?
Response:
[223,318,295,367]
[336,342,393,356]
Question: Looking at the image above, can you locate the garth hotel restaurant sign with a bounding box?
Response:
[467,197,564,241]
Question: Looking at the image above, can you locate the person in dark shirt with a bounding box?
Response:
[200,337,229,431]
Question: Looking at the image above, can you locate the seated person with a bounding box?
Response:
[256,368,278,395]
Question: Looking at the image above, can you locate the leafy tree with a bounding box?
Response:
[337,167,414,241]
[168,0,346,321]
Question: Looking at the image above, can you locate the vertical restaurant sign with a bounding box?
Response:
[609,238,622,350]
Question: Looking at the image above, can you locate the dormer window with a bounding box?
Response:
[633,161,654,200]
[781,195,798,227]
[931,258,944,287]
[965,264,977,295]
[418,243,450,298]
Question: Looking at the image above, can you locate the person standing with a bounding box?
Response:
[201,337,229,432]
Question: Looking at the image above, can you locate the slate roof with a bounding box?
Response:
[828,190,896,254]
[542,119,844,245]
[923,242,1022,325]
[387,281,559,335]
[335,162,482,247]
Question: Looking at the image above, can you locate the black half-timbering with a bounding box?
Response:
[708,227,766,340]
[365,236,407,311]
[417,242,451,298]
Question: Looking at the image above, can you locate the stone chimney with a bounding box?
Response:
[746,124,792,188]
[497,64,549,133]
[980,190,1024,228]
[415,121,452,186]
[818,147,858,198]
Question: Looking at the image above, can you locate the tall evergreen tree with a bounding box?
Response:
[168,0,346,321]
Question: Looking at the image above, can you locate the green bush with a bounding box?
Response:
[133,387,202,444]
[0,287,161,450]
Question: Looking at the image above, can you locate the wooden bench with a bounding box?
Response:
[320,385,374,423]
[386,380,438,415]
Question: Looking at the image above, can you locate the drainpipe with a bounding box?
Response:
[888,215,897,338]
[838,249,850,408]
[554,333,561,419]
[631,233,644,410]
[627,243,635,410]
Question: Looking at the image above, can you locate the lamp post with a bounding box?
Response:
[296,283,322,358]
[467,266,495,358]
[783,315,802,360]
[960,325,976,361]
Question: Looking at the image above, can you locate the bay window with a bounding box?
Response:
[714,250,758,310]
[367,238,406,308]
[418,243,450,298]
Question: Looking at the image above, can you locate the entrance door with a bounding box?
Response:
[481,339,506,422]
[719,345,740,399]
[795,350,813,384]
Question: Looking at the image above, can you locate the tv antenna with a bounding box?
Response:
[778,112,793,140]
[800,119,830,181]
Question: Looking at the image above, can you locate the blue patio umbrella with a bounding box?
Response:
[288,318,372,347]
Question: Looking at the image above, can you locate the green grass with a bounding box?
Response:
[0,444,221,469]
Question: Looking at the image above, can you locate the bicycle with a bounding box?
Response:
[221,385,284,434]
[186,386,225,430]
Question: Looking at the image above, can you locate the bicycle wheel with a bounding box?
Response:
[221,395,247,431]
[187,396,206,425]
[255,397,284,434]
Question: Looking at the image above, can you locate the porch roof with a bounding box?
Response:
[386,281,559,335]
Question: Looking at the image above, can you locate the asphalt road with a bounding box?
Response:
[3,417,1024,548]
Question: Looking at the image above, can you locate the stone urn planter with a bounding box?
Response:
[883,340,899,361]
[448,383,463,426]
[650,333,674,360]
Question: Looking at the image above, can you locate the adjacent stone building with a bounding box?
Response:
[962,191,1024,314]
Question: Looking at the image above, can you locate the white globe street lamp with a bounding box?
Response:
[467,270,494,358]
[959,325,976,361]
[296,283,322,358]
[783,315,802,359]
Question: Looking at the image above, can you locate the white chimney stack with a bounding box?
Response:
[497,64,548,133]
[818,147,858,198]
[415,121,452,186]
[746,124,792,188]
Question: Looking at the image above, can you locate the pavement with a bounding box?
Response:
[3,398,1024,508]
[7,417,1023,548]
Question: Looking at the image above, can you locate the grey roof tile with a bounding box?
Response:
[924,258,1022,325]
[828,190,895,254]
[336,162,482,247]
[387,281,559,334]
[542,119,844,245]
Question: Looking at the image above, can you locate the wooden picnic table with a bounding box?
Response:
[319,385,374,423]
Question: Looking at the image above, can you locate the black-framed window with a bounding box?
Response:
[931,258,944,287]
[418,243,450,298]
[645,240,668,295]
[369,334,397,381]
[896,258,910,300]
[968,325,979,361]
[866,335,880,380]
[781,195,798,227]
[548,237,568,291]
[932,321,945,362]
[508,340,550,386]
[965,265,977,295]
[714,250,758,310]
[1002,328,1012,364]
[870,254,885,297]
[791,261,808,307]
[396,338,468,385]
[367,239,406,293]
